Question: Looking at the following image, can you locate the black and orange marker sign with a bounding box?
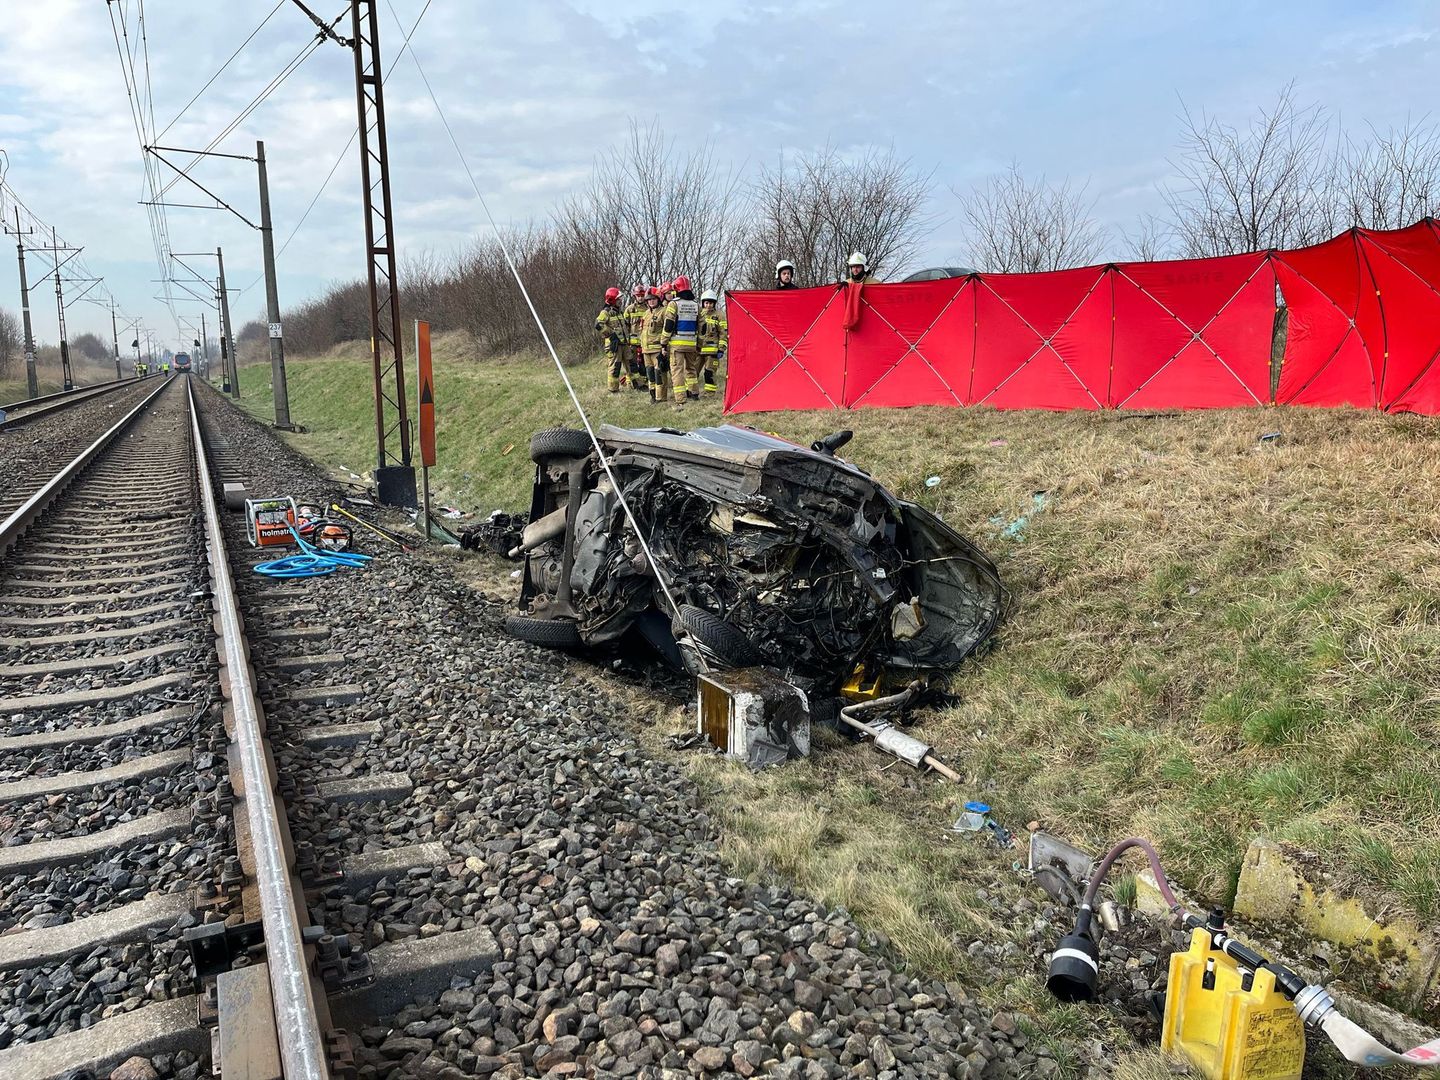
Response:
[416,320,436,467]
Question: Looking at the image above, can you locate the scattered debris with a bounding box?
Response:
[695,667,810,770]
[989,491,1050,541]
[924,474,942,487]
[987,437,1008,447]
[459,510,529,558]
[1260,430,1283,443]
[953,801,991,832]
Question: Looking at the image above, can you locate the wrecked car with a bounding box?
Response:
[505,423,1003,699]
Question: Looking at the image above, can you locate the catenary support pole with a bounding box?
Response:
[200,311,209,379]
[351,0,414,505]
[110,303,122,380]
[256,140,291,429]
[52,228,74,392]
[217,247,239,399]
[12,209,38,399]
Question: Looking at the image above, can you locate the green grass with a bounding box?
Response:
[229,332,1440,999]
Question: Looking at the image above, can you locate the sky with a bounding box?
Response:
[0,0,1435,348]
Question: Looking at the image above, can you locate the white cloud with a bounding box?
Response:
[0,0,1435,341]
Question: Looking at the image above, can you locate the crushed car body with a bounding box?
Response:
[505,423,1003,699]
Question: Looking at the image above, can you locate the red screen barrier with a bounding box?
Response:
[723,220,1440,416]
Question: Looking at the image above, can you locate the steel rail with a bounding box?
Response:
[0,375,173,557]
[0,373,158,430]
[186,379,331,1080]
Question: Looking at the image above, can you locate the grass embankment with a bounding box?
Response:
[229,335,1440,1063]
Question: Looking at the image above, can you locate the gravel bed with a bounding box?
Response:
[193,386,1084,1078]
[0,688,203,738]
[0,825,224,934]
[0,932,195,1051]
[0,768,211,846]
[0,643,211,700]
[0,381,161,505]
[0,711,210,784]
[0,610,209,668]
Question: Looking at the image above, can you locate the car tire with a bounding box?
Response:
[675,604,764,670]
[504,614,582,649]
[530,427,593,464]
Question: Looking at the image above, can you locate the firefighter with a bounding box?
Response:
[661,274,701,406]
[845,252,875,284]
[595,286,628,392]
[623,285,647,391]
[640,286,669,402]
[697,289,727,394]
[775,260,798,289]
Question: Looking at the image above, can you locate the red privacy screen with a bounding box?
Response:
[724,220,1440,415]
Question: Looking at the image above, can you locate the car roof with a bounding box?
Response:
[597,423,876,481]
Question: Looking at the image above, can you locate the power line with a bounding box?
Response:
[385,0,686,620]
[156,1,287,140]
[235,0,434,297]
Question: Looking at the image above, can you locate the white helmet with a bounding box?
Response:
[700,289,718,302]
[847,252,868,269]
[775,259,795,276]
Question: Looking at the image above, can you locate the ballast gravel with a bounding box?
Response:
[192,382,1073,1079]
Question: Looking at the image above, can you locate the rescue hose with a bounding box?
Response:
[254,527,372,578]
[1049,839,1440,1067]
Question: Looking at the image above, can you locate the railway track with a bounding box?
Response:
[0,376,340,1080]
[0,375,156,431]
[0,377,169,531]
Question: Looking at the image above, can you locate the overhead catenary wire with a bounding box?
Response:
[384,2,686,624]
[237,0,434,297]
[156,1,288,140]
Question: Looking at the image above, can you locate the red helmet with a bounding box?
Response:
[647,286,663,299]
[631,284,645,299]
[604,286,621,304]
[672,274,691,293]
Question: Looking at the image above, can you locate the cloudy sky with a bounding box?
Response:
[0,0,1435,346]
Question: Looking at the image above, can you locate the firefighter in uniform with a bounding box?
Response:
[595,287,628,392]
[697,289,727,394]
[661,274,701,406]
[639,286,669,402]
[845,252,875,284]
[623,285,647,391]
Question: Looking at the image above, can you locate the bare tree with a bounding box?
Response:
[0,308,19,379]
[1119,213,1173,262]
[956,162,1107,272]
[557,121,751,294]
[1162,85,1337,256]
[747,145,933,286]
[1333,119,1440,230]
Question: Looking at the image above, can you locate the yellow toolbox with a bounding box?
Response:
[1162,926,1306,1080]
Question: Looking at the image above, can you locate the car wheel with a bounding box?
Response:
[530,427,593,464]
[504,614,582,649]
[675,604,764,670]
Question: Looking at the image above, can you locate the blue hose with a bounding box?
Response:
[254,526,373,578]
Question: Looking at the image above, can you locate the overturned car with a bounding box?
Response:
[505,424,1003,700]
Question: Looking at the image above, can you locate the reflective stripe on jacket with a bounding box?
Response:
[698,310,727,355]
[623,300,644,345]
[640,305,667,355]
[662,298,700,348]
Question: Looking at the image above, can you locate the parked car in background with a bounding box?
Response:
[900,267,976,282]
